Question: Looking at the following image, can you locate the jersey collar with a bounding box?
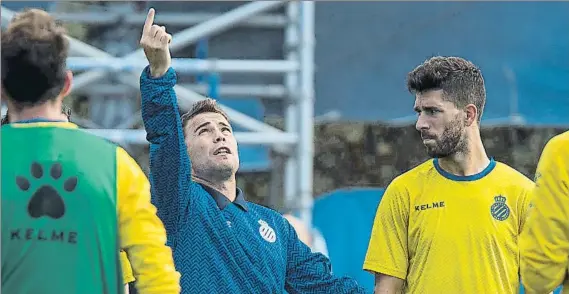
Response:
[8,118,78,129]
[433,157,496,182]
[200,184,249,211]
[13,118,67,123]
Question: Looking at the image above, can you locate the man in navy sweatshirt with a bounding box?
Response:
[139,8,367,294]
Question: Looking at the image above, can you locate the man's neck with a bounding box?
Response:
[438,131,490,177]
[193,175,237,201]
[8,102,63,123]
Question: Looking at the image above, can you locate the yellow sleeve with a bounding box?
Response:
[116,147,181,294]
[120,250,135,284]
[363,179,409,280]
[518,180,535,234]
[520,134,569,294]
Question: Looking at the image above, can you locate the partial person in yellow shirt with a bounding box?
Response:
[520,131,569,294]
[363,56,534,294]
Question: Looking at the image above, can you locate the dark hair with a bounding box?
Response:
[1,104,71,126]
[181,98,229,130]
[1,8,69,110]
[406,56,486,122]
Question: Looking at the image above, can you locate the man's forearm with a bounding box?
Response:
[374,273,405,294]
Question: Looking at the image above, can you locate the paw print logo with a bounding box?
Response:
[16,162,78,219]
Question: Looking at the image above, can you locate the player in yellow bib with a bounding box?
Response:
[0,9,178,293]
[363,56,534,293]
[3,109,136,294]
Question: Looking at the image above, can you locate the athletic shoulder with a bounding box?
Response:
[248,203,293,233]
[70,129,133,158]
[73,128,121,148]
[68,129,137,170]
[533,131,569,185]
[389,159,437,189]
[493,161,534,190]
[491,162,534,213]
[249,201,280,214]
[377,160,437,206]
[542,131,569,157]
[549,130,569,144]
[249,202,284,222]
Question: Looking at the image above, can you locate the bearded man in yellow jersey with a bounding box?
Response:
[520,131,569,294]
[363,56,534,294]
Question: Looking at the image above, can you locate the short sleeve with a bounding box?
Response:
[363,179,409,280]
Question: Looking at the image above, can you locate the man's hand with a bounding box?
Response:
[140,8,172,78]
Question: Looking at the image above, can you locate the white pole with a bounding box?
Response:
[66,57,298,74]
[297,1,316,228]
[80,84,287,99]
[284,1,300,212]
[47,11,286,28]
[86,129,298,145]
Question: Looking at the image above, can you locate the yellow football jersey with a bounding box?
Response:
[520,131,569,294]
[364,158,534,294]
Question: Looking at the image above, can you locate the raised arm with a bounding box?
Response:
[140,65,192,238]
[284,221,368,294]
[139,8,192,241]
[116,147,180,294]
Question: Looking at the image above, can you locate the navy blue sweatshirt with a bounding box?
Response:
[140,66,368,294]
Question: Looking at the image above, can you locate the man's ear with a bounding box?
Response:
[464,104,478,127]
[60,70,73,98]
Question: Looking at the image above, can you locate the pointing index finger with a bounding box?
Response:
[143,8,155,33]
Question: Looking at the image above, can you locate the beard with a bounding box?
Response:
[210,161,235,181]
[191,156,237,182]
[422,119,468,158]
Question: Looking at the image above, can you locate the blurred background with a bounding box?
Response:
[2,1,568,292]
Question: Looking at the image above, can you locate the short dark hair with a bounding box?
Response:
[1,9,69,109]
[1,104,71,126]
[181,98,229,130]
[406,56,486,122]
